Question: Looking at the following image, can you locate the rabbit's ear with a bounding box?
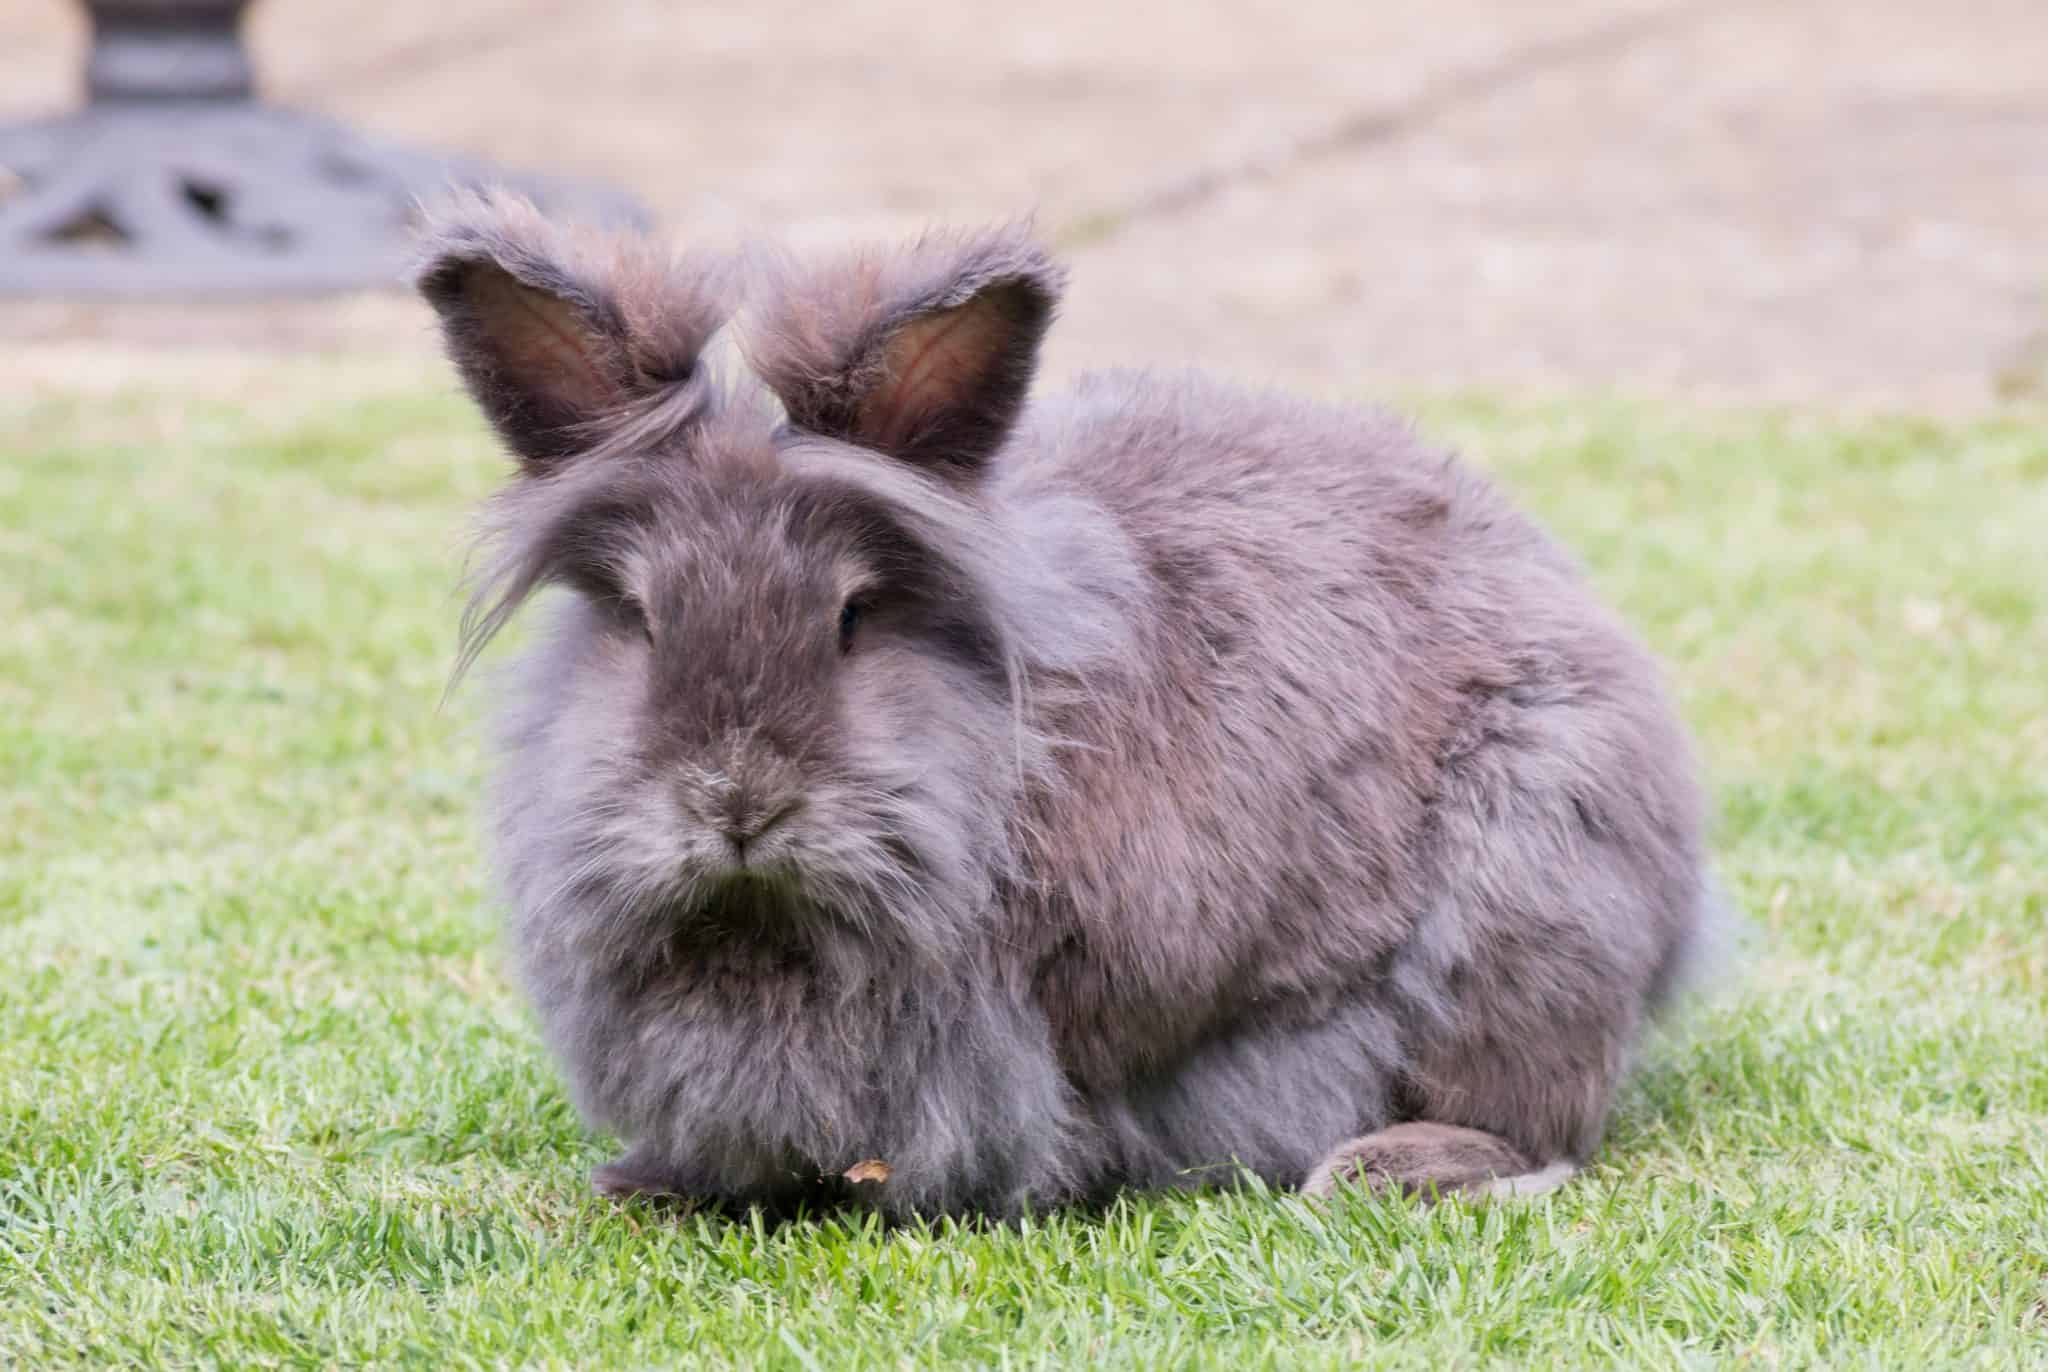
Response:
[414,191,724,470]
[747,225,1063,481]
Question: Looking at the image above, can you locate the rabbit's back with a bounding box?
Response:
[1005,371,1706,1174]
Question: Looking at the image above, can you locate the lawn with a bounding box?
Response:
[2,366,2044,1369]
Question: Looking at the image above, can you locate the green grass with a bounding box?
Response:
[3,370,2044,1369]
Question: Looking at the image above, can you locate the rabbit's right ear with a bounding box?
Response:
[413,192,726,470]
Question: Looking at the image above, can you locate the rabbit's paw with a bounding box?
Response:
[590,1145,694,1203]
[1302,1122,1574,1201]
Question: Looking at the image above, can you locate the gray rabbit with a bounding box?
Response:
[415,192,1713,1217]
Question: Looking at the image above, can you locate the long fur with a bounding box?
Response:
[415,199,1715,1217]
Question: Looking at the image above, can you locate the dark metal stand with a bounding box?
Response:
[0,0,649,296]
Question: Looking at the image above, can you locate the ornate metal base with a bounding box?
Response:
[0,102,649,297]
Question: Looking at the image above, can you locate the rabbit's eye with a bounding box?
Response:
[618,595,653,645]
[838,599,864,653]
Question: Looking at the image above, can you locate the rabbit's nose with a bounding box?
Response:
[717,795,803,857]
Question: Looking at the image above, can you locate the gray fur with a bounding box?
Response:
[415,193,1713,1217]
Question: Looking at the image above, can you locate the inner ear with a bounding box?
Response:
[414,191,730,472]
[456,267,633,443]
[851,278,1051,479]
[746,227,1064,482]
[418,249,639,468]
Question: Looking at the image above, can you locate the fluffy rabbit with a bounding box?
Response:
[416,193,1712,1217]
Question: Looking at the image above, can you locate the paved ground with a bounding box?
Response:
[3,0,2044,407]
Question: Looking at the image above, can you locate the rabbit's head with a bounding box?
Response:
[416,195,1077,959]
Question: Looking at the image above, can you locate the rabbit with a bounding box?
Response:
[414,191,1713,1218]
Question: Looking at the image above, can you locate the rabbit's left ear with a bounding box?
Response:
[746,225,1064,482]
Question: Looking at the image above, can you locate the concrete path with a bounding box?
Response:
[3,0,2043,406]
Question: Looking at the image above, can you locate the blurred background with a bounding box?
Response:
[1,0,2044,408]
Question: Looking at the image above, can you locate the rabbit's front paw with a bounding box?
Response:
[590,1144,693,1203]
